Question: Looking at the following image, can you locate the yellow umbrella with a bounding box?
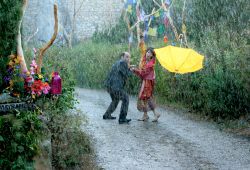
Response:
[155,45,205,74]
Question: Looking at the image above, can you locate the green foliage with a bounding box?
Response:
[34,80,92,169]
[0,0,22,56]
[30,46,93,168]
[0,111,43,170]
[0,0,23,92]
[188,0,249,45]
[43,41,127,89]
[0,0,92,169]
[58,32,249,119]
[0,1,44,169]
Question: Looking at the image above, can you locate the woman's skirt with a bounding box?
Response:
[137,79,156,112]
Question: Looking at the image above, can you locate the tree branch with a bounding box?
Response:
[130,7,160,31]
[25,28,39,44]
[161,0,179,41]
[153,0,179,41]
[74,0,85,17]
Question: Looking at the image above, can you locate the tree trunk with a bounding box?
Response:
[17,0,28,73]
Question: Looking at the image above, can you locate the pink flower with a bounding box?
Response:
[30,67,35,75]
[42,82,51,94]
[30,59,37,69]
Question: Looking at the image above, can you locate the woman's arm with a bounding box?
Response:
[133,66,153,79]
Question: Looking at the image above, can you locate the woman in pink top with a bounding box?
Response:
[132,47,160,122]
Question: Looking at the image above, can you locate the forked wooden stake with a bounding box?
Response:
[37,4,58,73]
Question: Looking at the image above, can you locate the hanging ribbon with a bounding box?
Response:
[128,33,133,43]
[164,15,169,28]
[157,24,165,35]
[182,24,186,34]
[165,0,171,6]
[140,9,145,21]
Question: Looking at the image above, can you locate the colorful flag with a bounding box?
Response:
[165,0,171,6]
[143,30,148,41]
[148,27,157,36]
[128,33,133,43]
[140,9,145,21]
[164,17,169,28]
[127,5,132,13]
[154,11,160,18]
[182,24,187,33]
[157,24,165,35]
[160,9,164,18]
[127,0,134,4]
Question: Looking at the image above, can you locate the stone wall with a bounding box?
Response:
[23,0,124,42]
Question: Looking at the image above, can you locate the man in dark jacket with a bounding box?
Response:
[103,52,132,124]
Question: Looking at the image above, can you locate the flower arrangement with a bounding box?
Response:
[3,52,62,101]
[26,50,51,99]
[3,46,62,102]
[4,54,24,97]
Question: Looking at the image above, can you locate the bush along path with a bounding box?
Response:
[76,88,250,170]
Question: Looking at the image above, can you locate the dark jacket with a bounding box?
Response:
[104,59,131,91]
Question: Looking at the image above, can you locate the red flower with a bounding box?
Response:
[31,80,44,96]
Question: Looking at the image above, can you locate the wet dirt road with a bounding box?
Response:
[75,88,250,170]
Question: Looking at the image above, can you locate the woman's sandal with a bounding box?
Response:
[138,115,149,121]
[152,113,160,122]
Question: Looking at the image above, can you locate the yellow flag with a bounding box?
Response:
[182,24,187,33]
[154,11,160,17]
[127,5,132,13]
[148,27,157,36]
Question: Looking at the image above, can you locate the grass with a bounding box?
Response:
[24,38,249,137]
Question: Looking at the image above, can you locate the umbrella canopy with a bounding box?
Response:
[155,46,205,74]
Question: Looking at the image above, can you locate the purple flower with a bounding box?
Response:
[4,76,10,82]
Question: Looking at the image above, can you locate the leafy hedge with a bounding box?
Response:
[0,1,93,169]
[0,111,42,169]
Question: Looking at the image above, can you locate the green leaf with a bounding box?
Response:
[0,135,4,142]
[17,145,24,153]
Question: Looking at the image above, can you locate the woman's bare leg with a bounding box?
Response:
[152,110,160,122]
[138,112,149,121]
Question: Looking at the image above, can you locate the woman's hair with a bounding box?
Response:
[146,47,156,58]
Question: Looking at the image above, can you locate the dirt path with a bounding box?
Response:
[75,88,250,170]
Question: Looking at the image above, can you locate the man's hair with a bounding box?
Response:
[120,52,129,59]
[120,52,125,58]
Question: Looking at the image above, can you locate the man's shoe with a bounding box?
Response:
[103,115,116,120]
[119,118,131,124]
